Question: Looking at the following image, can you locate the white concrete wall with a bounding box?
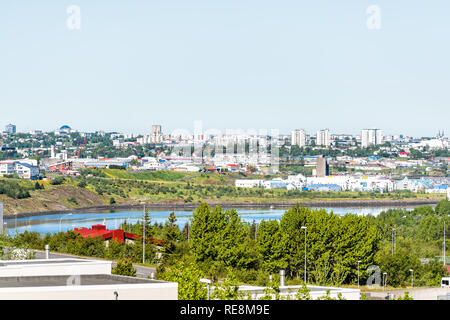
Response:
[368,287,450,300]
[0,259,112,277]
[238,285,361,300]
[0,283,178,300]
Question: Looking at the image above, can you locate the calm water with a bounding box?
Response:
[2,205,425,236]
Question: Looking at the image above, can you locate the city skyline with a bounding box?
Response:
[1,1,449,136]
[0,121,447,138]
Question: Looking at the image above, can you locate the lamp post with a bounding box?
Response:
[409,269,414,288]
[200,278,212,300]
[142,203,146,264]
[444,218,446,266]
[357,260,362,288]
[383,272,387,291]
[437,215,449,265]
[301,226,307,284]
[59,213,72,232]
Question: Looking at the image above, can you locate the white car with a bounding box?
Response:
[441,277,450,287]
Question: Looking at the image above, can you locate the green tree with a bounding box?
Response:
[159,260,207,300]
[256,220,287,272]
[210,269,241,300]
[190,204,256,271]
[376,246,422,287]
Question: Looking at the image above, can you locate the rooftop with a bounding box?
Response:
[0,274,165,288]
[0,259,87,267]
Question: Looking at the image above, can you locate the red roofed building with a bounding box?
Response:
[74,225,139,245]
[443,265,450,275]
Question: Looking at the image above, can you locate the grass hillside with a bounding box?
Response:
[0,184,107,214]
[101,169,266,186]
[0,170,446,215]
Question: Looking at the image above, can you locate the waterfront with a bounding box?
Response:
[3,205,427,235]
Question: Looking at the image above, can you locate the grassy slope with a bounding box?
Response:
[0,170,446,215]
[0,184,107,215]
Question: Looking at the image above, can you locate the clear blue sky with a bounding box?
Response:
[1,1,449,137]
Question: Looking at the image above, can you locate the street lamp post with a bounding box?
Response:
[357,260,362,288]
[444,218,446,266]
[59,213,72,232]
[409,269,414,288]
[437,215,449,265]
[142,203,146,264]
[301,226,307,284]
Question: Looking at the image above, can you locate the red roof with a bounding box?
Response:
[74,225,139,244]
[444,265,450,275]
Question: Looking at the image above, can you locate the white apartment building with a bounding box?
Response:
[151,125,163,143]
[140,157,167,170]
[0,161,15,175]
[0,160,40,179]
[137,135,152,145]
[291,129,307,147]
[235,179,264,188]
[14,162,40,179]
[393,177,426,193]
[361,129,382,148]
[316,129,331,146]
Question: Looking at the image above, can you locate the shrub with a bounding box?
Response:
[50,176,65,185]
[112,258,136,277]
[77,180,87,188]
[68,197,78,205]
[0,180,31,199]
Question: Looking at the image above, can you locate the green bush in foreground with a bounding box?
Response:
[112,258,136,277]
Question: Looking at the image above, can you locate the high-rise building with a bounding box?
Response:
[316,129,331,146]
[361,129,382,148]
[4,124,16,134]
[291,129,306,147]
[316,155,329,177]
[151,125,163,143]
